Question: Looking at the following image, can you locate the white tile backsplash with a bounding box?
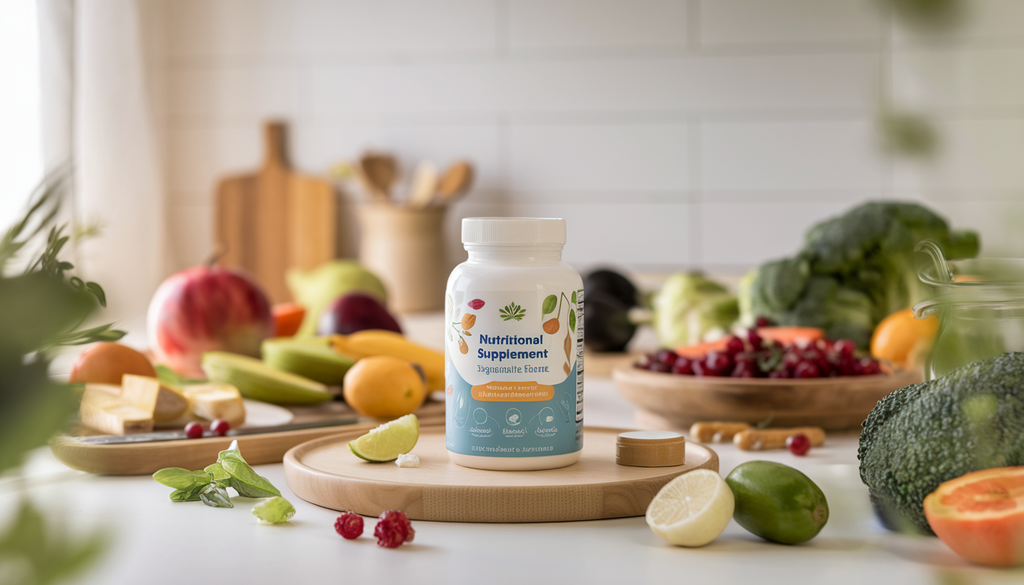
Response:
[892,47,1024,111]
[701,120,883,191]
[509,123,688,191]
[156,0,1024,274]
[508,0,688,51]
[701,0,882,46]
[893,119,1024,191]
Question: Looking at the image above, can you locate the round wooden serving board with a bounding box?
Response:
[283,426,718,523]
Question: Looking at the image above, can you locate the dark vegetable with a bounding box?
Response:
[583,268,639,308]
[858,352,1024,535]
[583,290,636,352]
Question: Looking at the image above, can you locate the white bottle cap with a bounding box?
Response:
[461,217,566,245]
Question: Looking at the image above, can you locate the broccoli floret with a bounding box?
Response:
[858,353,1024,535]
[739,201,980,346]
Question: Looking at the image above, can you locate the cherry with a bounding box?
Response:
[671,356,693,375]
[725,336,746,355]
[767,369,790,379]
[860,358,882,376]
[648,361,671,373]
[787,433,811,456]
[184,422,204,439]
[656,349,679,366]
[731,362,757,378]
[755,316,775,328]
[746,329,764,349]
[210,419,231,437]
[834,339,857,358]
[793,361,821,379]
[705,351,734,375]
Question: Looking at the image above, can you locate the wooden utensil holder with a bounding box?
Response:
[358,204,447,313]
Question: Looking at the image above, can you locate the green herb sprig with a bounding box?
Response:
[153,441,294,523]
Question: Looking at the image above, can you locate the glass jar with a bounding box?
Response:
[913,242,1024,379]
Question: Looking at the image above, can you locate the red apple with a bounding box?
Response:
[317,292,402,335]
[147,265,273,377]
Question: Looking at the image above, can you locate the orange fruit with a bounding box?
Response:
[342,355,426,418]
[924,466,1024,567]
[69,342,157,385]
[870,308,939,368]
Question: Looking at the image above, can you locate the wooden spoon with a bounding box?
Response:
[359,153,397,203]
[435,161,474,205]
[407,160,439,208]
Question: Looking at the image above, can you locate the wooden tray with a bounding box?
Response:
[283,426,718,523]
[51,401,445,475]
[613,366,922,431]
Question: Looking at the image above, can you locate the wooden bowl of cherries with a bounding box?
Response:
[612,327,922,432]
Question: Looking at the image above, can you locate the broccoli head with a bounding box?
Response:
[739,201,980,346]
[858,352,1024,535]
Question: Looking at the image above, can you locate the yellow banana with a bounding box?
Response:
[331,330,444,390]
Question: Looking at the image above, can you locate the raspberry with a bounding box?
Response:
[334,511,364,540]
[374,510,415,548]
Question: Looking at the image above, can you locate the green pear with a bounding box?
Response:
[286,261,387,336]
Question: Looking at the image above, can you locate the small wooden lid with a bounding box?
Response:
[616,431,686,467]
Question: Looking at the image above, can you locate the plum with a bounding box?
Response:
[317,293,402,335]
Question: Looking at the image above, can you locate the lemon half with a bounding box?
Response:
[646,469,735,547]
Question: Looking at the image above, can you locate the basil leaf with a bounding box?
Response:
[199,484,233,509]
[217,444,281,498]
[153,468,210,490]
[251,497,295,524]
[542,295,557,315]
[169,482,209,502]
[205,462,231,485]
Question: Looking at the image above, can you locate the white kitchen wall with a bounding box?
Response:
[155,0,1024,278]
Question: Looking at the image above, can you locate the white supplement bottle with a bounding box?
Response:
[444,217,584,470]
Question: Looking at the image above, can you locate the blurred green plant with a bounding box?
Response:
[0,168,123,584]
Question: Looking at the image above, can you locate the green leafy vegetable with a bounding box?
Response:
[170,483,209,503]
[652,273,739,348]
[217,442,281,498]
[739,201,980,348]
[153,468,211,490]
[204,462,231,483]
[251,497,296,524]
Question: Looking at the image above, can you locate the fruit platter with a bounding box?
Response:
[613,326,923,431]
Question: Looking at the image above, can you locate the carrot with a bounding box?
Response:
[756,326,824,346]
[675,339,728,359]
[272,303,306,337]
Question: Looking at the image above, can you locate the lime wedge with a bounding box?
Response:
[348,414,420,462]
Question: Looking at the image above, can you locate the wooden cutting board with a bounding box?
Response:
[215,121,336,303]
[50,401,445,475]
[283,426,718,523]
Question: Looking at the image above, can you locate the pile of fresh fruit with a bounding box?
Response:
[636,326,883,379]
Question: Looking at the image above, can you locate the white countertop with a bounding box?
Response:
[3,315,1022,585]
